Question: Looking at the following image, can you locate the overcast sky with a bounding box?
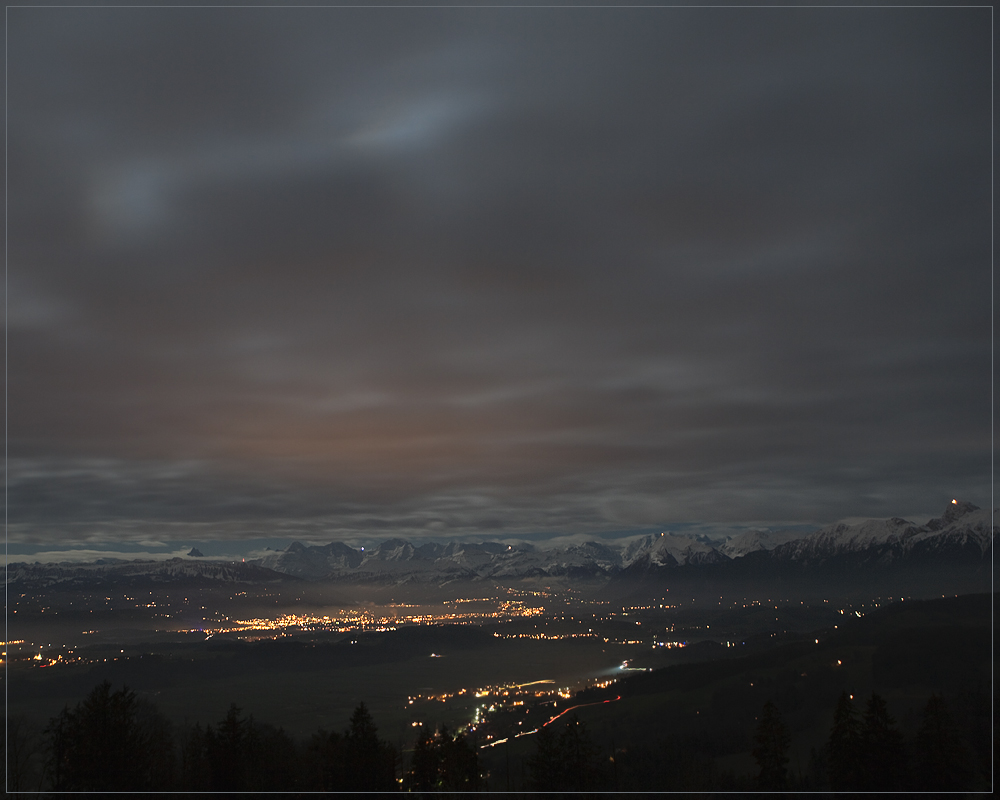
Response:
[6,6,992,551]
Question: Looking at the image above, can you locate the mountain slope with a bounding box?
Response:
[8,503,992,589]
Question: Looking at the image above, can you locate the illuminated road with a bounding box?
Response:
[479,695,622,749]
[540,695,622,728]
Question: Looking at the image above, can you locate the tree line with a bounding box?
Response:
[524,694,973,793]
[10,681,481,793]
[7,680,985,793]
[751,691,980,792]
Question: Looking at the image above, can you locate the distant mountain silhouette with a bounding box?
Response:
[7,503,991,591]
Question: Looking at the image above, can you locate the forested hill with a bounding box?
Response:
[11,593,991,793]
[564,592,992,791]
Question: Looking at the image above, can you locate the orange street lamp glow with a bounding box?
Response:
[952,499,958,504]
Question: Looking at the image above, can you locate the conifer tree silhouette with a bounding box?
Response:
[343,701,396,791]
[528,714,604,791]
[913,694,969,791]
[44,681,174,791]
[527,722,562,789]
[752,700,790,790]
[860,692,905,790]
[404,726,439,791]
[404,724,480,791]
[826,691,862,790]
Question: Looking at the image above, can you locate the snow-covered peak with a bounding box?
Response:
[719,529,802,559]
[438,542,498,570]
[907,503,994,553]
[623,532,726,567]
[563,541,622,568]
[364,539,419,563]
[777,516,920,561]
[924,501,985,532]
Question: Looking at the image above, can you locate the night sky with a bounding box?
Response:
[6,6,992,556]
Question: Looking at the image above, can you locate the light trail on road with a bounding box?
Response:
[541,695,622,728]
[478,695,622,749]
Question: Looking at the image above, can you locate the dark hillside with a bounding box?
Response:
[554,593,993,791]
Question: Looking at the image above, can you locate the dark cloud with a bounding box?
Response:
[7,7,991,546]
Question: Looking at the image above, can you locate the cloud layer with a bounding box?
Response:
[7,7,992,545]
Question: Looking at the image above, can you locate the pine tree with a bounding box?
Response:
[403,726,440,791]
[43,681,174,791]
[527,724,564,790]
[207,704,249,790]
[527,715,605,791]
[246,720,300,791]
[343,702,396,791]
[7,714,43,793]
[913,694,969,791]
[307,728,347,790]
[860,692,905,790]
[179,723,211,791]
[437,725,480,791]
[558,714,604,791]
[826,691,862,790]
[752,700,790,790]
[347,701,378,742]
[404,724,480,791]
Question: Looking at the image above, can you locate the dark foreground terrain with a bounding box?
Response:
[6,591,993,794]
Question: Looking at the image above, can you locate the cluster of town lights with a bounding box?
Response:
[181,601,545,639]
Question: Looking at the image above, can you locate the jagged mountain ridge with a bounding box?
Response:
[719,528,804,559]
[7,502,992,587]
[621,532,729,569]
[254,538,623,582]
[614,501,993,587]
[248,502,991,583]
[770,501,992,566]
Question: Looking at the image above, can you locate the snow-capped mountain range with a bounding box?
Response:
[251,501,992,583]
[768,501,993,565]
[253,537,625,582]
[8,502,992,588]
[718,528,805,559]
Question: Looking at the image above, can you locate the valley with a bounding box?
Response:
[5,501,994,792]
